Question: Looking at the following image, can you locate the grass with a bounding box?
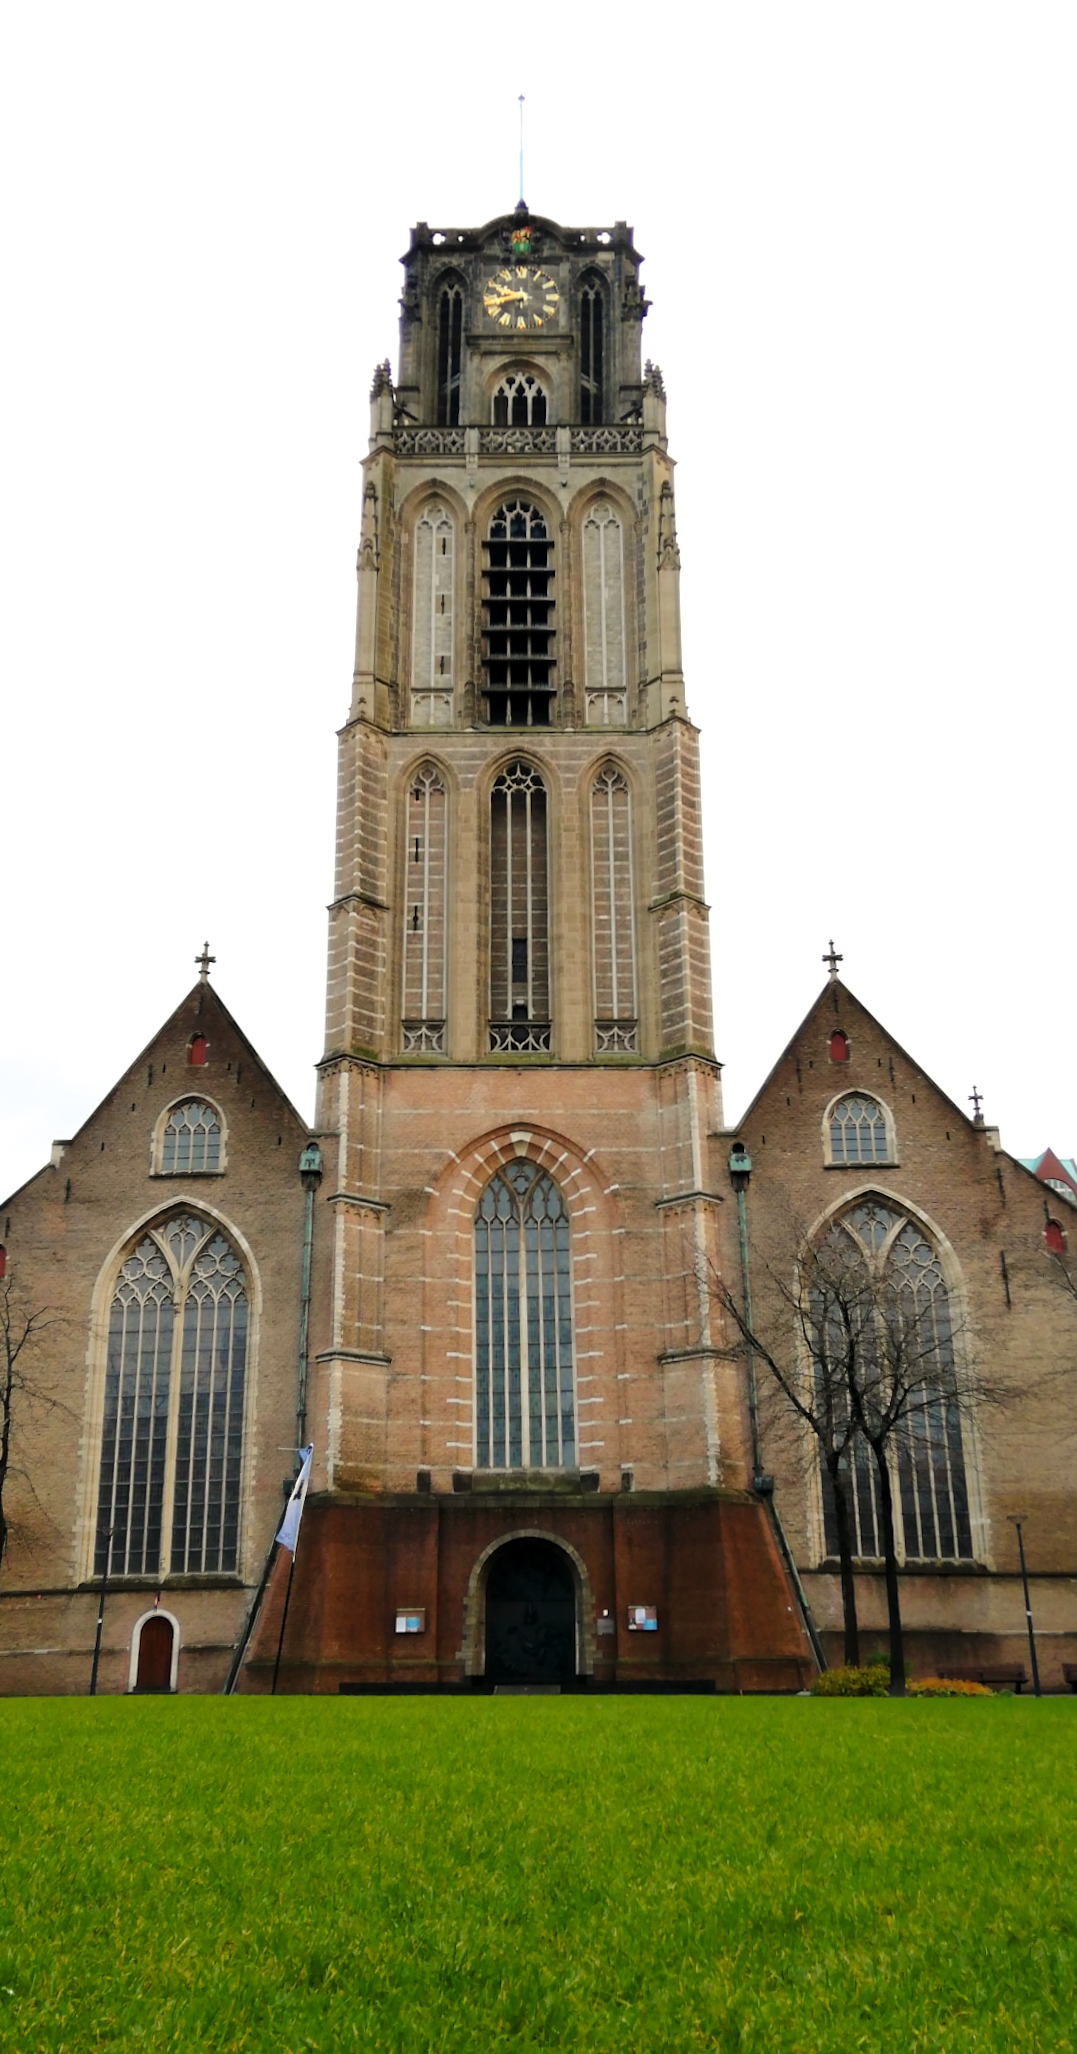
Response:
[0,1697,1073,2051]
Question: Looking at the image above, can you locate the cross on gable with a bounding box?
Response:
[823,940,843,981]
[195,942,216,983]
[969,1085,984,1123]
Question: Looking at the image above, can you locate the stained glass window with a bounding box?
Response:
[475,1162,575,1469]
[814,1201,974,1564]
[160,1101,222,1173]
[93,1213,248,1578]
[828,1093,890,1166]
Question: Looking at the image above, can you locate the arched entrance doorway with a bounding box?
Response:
[130,1612,176,1693]
[484,1537,577,1685]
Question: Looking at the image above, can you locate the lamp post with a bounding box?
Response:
[727,1142,761,1486]
[89,1526,113,1696]
[296,1142,323,1450]
[1008,1515,1042,1697]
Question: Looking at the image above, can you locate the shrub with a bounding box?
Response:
[811,1664,891,1697]
[908,1676,994,1697]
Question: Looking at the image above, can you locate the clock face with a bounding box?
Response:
[483,265,560,330]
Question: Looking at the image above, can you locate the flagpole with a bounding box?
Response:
[225,1443,313,1696]
[270,1534,300,1696]
[222,1531,280,1695]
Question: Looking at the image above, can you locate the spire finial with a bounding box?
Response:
[195,941,215,983]
[518,94,525,209]
[823,939,843,982]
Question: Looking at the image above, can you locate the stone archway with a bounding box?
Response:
[460,1529,596,1683]
[484,1536,577,1685]
[128,1608,179,1693]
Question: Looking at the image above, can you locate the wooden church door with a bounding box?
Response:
[484,1539,577,1685]
[135,1615,174,1692]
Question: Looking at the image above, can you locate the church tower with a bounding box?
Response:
[299,205,809,1690]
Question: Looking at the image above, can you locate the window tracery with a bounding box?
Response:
[93,1213,248,1580]
[812,1200,975,1565]
[436,280,464,426]
[482,503,555,728]
[582,503,627,724]
[591,766,637,1053]
[827,1093,892,1166]
[474,1161,575,1468]
[579,278,604,423]
[410,505,454,727]
[491,372,547,426]
[402,764,448,1055]
[489,762,550,1052]
[158,1101,222,1174]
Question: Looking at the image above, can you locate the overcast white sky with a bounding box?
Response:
[2,3,1074,1200]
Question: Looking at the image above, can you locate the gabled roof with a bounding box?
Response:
[1019,1148,1077,1200]
[732,977,984,1137]
[1,980,308,1209]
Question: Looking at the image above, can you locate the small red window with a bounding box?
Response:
[188,1034,208,1067]
[1046,1218,1066,1256]
[829,1030,849,1063]
[0,1245,6,1279]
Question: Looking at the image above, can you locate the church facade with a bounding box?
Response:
[2,207,1075,1695]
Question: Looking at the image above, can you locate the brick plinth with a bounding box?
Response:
[239,1489,815,1695]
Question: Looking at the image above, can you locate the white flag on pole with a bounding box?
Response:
[276,1445,313,1553]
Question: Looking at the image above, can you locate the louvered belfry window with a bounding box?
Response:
[579,280,604,422]
[402,763,448,1054]
[582,503,627,725]
[436,282,463,425]
[93,1213,248,1579]
[489,761,550,1053]
[482,502,555,727]
[813,1201,975,1564]
[411,505,454,727]
[474,1161,576,1469]
[591,766,637,1053]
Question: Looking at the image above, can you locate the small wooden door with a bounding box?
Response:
[135,1615,174,1692]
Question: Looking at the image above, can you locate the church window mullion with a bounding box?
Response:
[474,1165,577,1472]
[164,1266,195,1574]
[402,766,447,1053]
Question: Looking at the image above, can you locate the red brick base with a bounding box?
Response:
[240,1487,816,1695]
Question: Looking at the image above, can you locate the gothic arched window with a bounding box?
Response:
[827,1093,892,1166]
[402,763,448,1054]
[474,1160,575,1469]
[436,280,464,426]
[491,372,547,426]
[812,1200,975,1564]
[93,1213,249,1579]
[579,278,604,422]
[411,505,454,727]
[158,1100,222,1174]
[591,766,637,1053]
[482,503,555,727]
[489,761,549,1053]
[582,503,627,724]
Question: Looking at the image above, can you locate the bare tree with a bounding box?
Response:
[719,1263,866,1668]
[0,1276,64,1592]
[720,1198,1003,1696]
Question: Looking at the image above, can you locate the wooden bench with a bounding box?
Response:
[941,1664,1028,1692]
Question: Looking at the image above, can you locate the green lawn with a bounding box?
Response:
[0,1697,1072,2051]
